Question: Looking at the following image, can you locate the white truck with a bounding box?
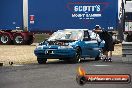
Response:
[122,0,132,62]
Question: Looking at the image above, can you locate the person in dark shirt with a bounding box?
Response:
[93,25,114,62]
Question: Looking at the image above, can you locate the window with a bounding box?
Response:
[83,31,91,41]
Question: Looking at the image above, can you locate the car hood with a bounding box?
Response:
[36,39,79,50]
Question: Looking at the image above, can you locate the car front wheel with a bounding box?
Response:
[72,47,81,63]
[37,58,47,64]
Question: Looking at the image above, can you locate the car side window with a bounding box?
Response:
[83,31,91,41]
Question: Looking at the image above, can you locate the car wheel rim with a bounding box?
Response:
[1,35,8,43]
[99,49,104,59]
[75,47,81,63]
[15,36,23,44]
[76,53,81,63]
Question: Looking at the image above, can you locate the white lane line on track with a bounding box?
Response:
[12,64,24,66]
[93,65,110,67]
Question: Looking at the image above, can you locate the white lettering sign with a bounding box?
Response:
[74,5,100,12]
[72,5,101,20]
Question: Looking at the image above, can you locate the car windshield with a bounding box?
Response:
[48,30,83,41]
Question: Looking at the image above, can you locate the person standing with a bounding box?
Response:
[93,25,114,62]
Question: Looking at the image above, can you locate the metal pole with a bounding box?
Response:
[23,0,28,31]
[122,0,125,32]
[117,0,124,42]
[119,0,125,41]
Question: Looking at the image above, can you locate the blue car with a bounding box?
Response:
[34,29,105,64]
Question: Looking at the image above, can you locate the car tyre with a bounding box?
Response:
[72,47,81,63]
[95,49,103,61]
[95,55,101,61]
[37,58,47,64]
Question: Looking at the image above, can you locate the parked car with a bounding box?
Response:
[34,29,105,64]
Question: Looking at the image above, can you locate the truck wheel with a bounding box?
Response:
[13,33,25,45]
[72,47,81,63]
[0,33,11,45]
[37,58,47,64]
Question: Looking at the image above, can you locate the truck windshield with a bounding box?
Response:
[48,30,83,41]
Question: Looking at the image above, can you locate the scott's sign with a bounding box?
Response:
[67,2,109,20]
[74,5,100,12]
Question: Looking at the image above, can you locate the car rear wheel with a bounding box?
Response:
[37,58,47,64]
[95,49,103,61]
[95,55,101,61]
[72,47,81,63]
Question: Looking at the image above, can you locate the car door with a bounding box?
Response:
[83,31,99,57]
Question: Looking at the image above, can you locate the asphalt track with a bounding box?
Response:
[0,56,132,88]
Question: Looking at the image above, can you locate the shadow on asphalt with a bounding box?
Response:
[24,59,97,66]
[29,55,124,65]
[47,59,96,64]
[3,55,131,67]
[27,58,132,66]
